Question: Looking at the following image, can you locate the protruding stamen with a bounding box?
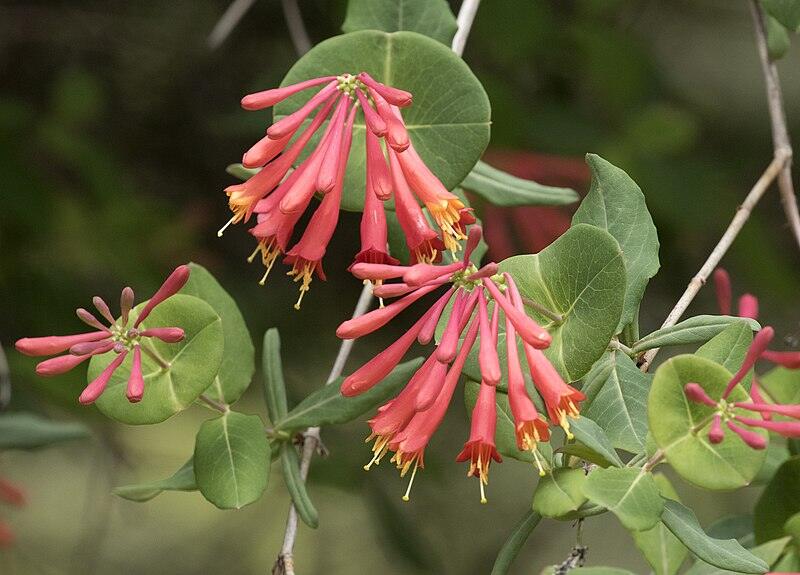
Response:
[217,215,237,237]
[401,462,419,502]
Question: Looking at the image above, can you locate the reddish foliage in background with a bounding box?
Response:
[477,152,590,260]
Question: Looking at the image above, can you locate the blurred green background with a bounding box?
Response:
[1,0,799,573]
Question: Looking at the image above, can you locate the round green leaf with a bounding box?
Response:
[754,456,800,544]
[181,263,255,404]
[194,411,271,510]
[532,468,588,519]
[582,467,664,531]
[649,355,767,490]
[498,224,626,381]
[89,294,224,425]
[342,0,458,46]
[273,30,491,211]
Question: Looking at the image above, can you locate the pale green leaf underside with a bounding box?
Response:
[341,0,458,46]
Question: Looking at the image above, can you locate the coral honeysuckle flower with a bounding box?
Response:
[684,326,800,448]
[338,226,583,500]
[15,266,189,404]
[223,73,472,305]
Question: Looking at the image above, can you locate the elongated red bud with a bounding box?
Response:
[241,76,336,110]
[467,263,498,281]
[708,414,724,443]
[358,72,413,107]
[403,261,462,287]
[79,350,128,404]
[140,327,185,343]
[436,290,470,363]
[337,283,440,339]
[35,343,114,376]
[413,359,448,412]
[478,291,501,385]
[76,308,108,331]
[727,420,767,449]
[355,89,387,136]
[267,82,338,139]
[120,287,135,327]
[369,89,409,151]
[126,346,145,402]
[365,128,392,200]
[723,326,774,398]
[738,294,759,320]
[70,339,115,356]
[761,349,800,369]
[464,226,483,264]
[417,288,456,345]
[243,133,291,168]
[684,382,717,406]
[16,331,109,357]
[350,262,410,281]
[372,282,417,299]
[483,278,551,349]
[134,265,191,327]
[713,268,732,316]
[315,97,350,193]
[735,402,800,419]
[750,382,772,420]
[92,296,116,325]
[736,416,800,437]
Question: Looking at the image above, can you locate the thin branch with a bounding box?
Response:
[522,296,564,323]
[452,0,481,56]
[639,152,789,371]
[281,0,312,56]
[274,282,374,575]
[749,0,800,251]
[198,393,229,413]
[207,0,258,50]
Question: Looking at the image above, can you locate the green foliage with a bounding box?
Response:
[754,456,800,543]
[341,0,458,46]
[766,15,791,60]
[274,30,491,211]
[631,316,759,355]
[262,328,289,424]
[274,358,423,432]
[181,262,254,404]
[0,412,90,449]
[280,444,319,528]
[582,467,663,531]
[573,154,659,332]
[194,411,271,510]
[695,322,755,387]
[462,160,579,207]
[113,459,196,502]
[759,365,800,405]
[762,0,800,30]
[568,415,625,468]
[532,468,587,518]
[89,295,224,425]
[649,355,766,490]
[631,474,689,575]
[684,537,791,575]
[661,500,769,574]
[582,350,650,454]
[499,224,626,382]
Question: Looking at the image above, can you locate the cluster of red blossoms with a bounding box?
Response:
[337,227,585,503]
[0,476,25,548]
[15,266,190,405]
[680,267,800,449]
[220,73,473,308]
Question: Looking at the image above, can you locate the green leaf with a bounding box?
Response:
[0,412,90,449]
[341,0,458,46]
[707,515,754,545]
[490,510,542,575]
[462,160,579,207]
[696,322,755,387]
[113,459,196,502]
[648,355,767,490]
[226,163,259,181]
[753,440,790,485]
[631,316,759,355]
[684,537,791,575]
[766,15,791,61]
[498,224,626,382]
[90,294,225,425]
[661,500,769,574]
[274,30,491,211]
[464,380,552,465]
[582,467,663,531]
[181,263,254,404]
[194,411,271,510]
[569,416,625,468]
[772,549,800,572]
[274,358,424,432]
[262,329,289,424]
[754,456,800,543]
[280,444,319,528]
[759,366,800,405]
[785,512,800,546]
[762,0,800,30]
[573,154,660,332]
[632,474,689,575]
[532,468,588,519]
[583,351,650,454]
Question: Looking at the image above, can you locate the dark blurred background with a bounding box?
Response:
[1,1,799,573]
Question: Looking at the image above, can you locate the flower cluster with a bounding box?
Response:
[221,73,473,308]
[15,266,190,405]
[338,226,585,502]
[0,476,25,548]
[684,326,800,449]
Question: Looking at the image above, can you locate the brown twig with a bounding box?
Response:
[749,0,800,251]
[639,152,789,371]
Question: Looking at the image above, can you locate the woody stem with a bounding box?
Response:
[639,152,789,372]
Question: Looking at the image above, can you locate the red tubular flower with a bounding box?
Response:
[358,72,413,107]
[477,291,501,386]
[738,294,759,320]
[350,173,398,268]
[708,415,724,444]
[722,327,774,398]
[713,268,732,316]
[684,382,717,407]
[15,266,189,404]
[726,420,767,449]
[734,417,800,438]
[482,276,551,349]
[369,90,409,151]
[364,128,392,201]
[457,380,502,503]
[735,402,800,419]
[240,76,337,110]
[761,350,800,369]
